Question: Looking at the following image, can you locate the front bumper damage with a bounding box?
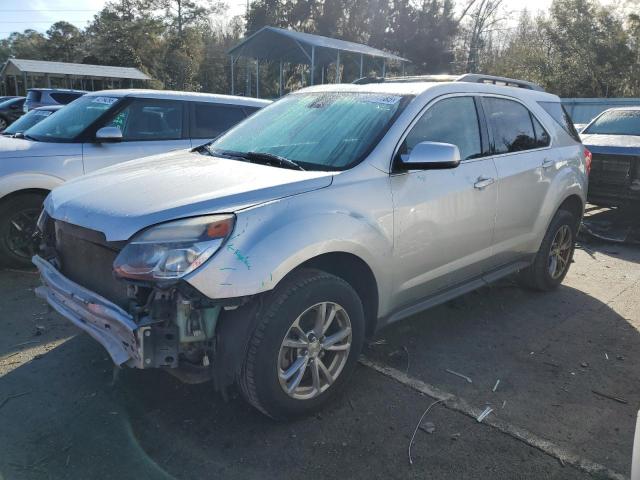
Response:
[33,255,144,367]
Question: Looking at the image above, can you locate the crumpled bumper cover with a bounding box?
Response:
[33,255,142,367]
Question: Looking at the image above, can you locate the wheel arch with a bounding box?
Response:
[557,194,584,229]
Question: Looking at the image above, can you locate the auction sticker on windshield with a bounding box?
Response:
[362,95,402,105]
[92,97,118,105]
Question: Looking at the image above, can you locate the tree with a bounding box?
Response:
[44,22,85,63]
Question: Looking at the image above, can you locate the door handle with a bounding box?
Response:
[474,176,495,190]
[542,159,554,169]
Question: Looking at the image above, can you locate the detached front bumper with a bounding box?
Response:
[33,255,143,367]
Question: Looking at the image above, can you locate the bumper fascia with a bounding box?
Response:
[33,255,143,367]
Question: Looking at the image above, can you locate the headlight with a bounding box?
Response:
[113,215,235,281]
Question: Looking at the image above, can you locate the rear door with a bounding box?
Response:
[82,97,191,173]
[189,102,251,146]
[481,95,555,267]
[390,95,498,307]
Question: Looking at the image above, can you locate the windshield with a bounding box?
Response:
[210,92,409,170]
[25,95,121,142]
[3,109,54,135]
[583,109,640,136]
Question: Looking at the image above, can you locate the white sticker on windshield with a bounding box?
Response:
[91,96,118,105]
[362,95,401,105]
[33,110,52,117]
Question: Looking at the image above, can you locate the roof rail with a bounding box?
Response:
[455,74,544,91]
[353,73,545,91]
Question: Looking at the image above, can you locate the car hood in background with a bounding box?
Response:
[580,134,640,156]
[46,149,334,241]
[0,135,80,158]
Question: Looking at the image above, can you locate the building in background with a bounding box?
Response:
[0,58,151,96]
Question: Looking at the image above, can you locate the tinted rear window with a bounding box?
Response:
[26,91,42,102]
[538,101,581,142]
[50,92,84,104]
[191,103,247,139]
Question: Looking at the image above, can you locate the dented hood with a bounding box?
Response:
[46,149,333,241]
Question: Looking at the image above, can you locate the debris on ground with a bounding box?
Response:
[592,390,628,405]
[419,421,436,434]
[580,207,640,244]
[492,379,500,392]
[0,391,31,410]
[450,433,461,441]
[580,362,589,368]
[408,399,445,465]
[368,339,387,347]
[477,407,493,423]
[445,369,472,383]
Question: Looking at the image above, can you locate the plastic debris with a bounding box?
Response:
[408,399,445,465]
[445,369,472,383]
[492,379,500,392]
[477,406,493,423]
[592,390,628,405]
[419,422,436,434]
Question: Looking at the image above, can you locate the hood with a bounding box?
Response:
[0,135,81,158]
[580,134,640,156]
[47,149,334,241]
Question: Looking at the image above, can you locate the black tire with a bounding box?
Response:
[519,209,577,291]
[0,193,46,269]
[239,269,365,420]
[0,115,8,131]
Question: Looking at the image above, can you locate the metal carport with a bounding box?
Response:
[0,58,151,96]
[228,26,409,98]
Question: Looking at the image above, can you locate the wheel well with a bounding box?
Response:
[0,188,49,205]
[558,195,584,228]
[297,252,379,337]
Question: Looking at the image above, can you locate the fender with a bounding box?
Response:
[530,144,588,251]
[0,172,66,200]
[185,183,394,313]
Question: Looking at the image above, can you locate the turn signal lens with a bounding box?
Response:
[584,148,592,175]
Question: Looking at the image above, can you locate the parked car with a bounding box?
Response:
[0,95,20,103]
[33,75,589,419]
[1,105,63,137]
[0,89,270,267]
[24,88,87,113]
[580,107,640,207]
[0,97,25,130]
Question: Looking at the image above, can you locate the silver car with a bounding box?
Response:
[0,89,270,267]
[34,76,589,419]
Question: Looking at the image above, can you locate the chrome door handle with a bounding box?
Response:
[474,177,495,190]
[542,159,554,169]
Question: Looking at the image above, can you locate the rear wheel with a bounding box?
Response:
[239,269,365,419]
[519,209,577,291]
[0,193,45,269]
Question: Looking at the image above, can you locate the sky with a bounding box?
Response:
[0,0,553,40]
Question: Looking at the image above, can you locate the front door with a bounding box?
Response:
[390,95,498,308]
[82,98,191,174]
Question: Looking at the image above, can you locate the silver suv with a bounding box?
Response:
[34,75,589,419]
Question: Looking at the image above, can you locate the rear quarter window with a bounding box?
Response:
[538,101,581,142]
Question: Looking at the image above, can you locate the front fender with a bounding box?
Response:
[185,194,393,303]
[0,172,66,200]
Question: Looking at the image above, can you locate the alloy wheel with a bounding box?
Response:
[277,302,352,400]
[548,224,572,279]
[4,207,40,260]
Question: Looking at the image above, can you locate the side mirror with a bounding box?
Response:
[399,141,461,170]
[95,126,123,143]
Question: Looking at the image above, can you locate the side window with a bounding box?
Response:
[191,103,247,139]
[401,96,482,160]
[103,99,183,141]
[50,92,84,104]
[531,114,550,148]
[483,97,538,154]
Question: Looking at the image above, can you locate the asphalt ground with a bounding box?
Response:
[1,210,638,479]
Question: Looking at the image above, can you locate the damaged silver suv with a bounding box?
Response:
[34,75,589,419]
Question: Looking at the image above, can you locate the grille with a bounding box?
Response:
[590,154,634,186]
[54,221,130,308]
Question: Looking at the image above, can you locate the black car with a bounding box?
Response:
[580,107,640,207]
[0,97,26,130]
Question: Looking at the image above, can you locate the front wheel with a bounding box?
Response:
[519,209,577,291]
[0,193,45,269]
[239,269,365,419]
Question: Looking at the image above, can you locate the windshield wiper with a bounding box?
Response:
[244,151,305,171]
[208,148,305,171]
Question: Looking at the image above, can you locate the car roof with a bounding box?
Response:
[298,81,560,102]
[27,88,87,94]
[85,89,272,107]
[601,106,640,112]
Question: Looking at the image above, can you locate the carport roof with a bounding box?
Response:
[0,58,151,80]
[228,26,409,65]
